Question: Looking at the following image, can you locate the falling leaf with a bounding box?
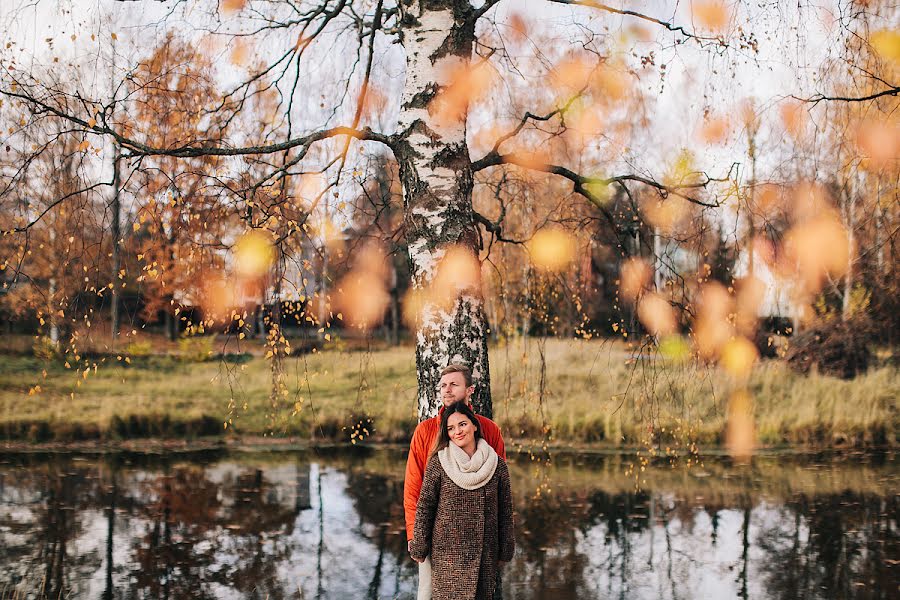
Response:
[332,243,391,330]
[230,39,251,67]
[527,228,576,272]
[698,114,730,144]
[780,100,808,139]
[508,149,551,172]
[202,276,238,321]
[554,56,593,91]
[720,336,758,379]
[871,29,900,63]
[855,118,900,165]
[432,61,495,129]
[401,287,427,330]
[726,390,756,458]
[222,0,247,14]
[734,276,765,335]
[643,196,689,234]
[637,292,677,336]
[431,245,481,304]
[234,230,274,278]
[693,1,730,31]
[334,272,390,330]
[694,282,734,359]
[784,215,850,294]
[569,104,606,136]
[619,258,651,302]
[592,66,627,101]
[506,12,529,44]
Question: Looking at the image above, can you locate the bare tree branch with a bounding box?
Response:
[1,180,113,234]
[472,151,734,209]
[796,85,900,104]
[544,0,726,46]
[1,88,393,156]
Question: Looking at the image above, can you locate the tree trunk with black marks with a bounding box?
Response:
[396,0,492,420]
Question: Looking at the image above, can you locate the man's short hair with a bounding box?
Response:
[440,363,473,387]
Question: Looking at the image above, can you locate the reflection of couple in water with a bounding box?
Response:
[404,364,515,600]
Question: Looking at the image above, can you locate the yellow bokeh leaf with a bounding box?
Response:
[871,29,900,63]
[234,230,274,278]
[693,1,730,31]
[720,336,758,379]
[527,228,576,272]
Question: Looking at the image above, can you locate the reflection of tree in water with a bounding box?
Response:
[756,491,900,600]
[0,458,103,598]
[504,490,604,598]
[3,451,899,600]
[132,465,222,600]
[344,466,409,599]
[216,468,303,600]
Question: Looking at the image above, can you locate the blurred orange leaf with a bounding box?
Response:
[620,258,651,302]
[431,246,481,304]
[222,0,247,14]
[693,1,730,31]
[234,230,274,278]
[527,228,576,272]
[698,115,730,144]
[780,100,808,139]
[726,390,756,458]
[637,292,677,336]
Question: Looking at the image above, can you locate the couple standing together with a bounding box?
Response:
[403,363,515,600]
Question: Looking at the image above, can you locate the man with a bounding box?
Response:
[404,363,506,598]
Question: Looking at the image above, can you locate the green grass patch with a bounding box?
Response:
[0,338,896,448]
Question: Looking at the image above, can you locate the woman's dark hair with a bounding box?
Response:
[428,401,481,461]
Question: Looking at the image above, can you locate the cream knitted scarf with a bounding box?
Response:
[438,438,499,490]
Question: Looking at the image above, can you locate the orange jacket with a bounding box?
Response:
[403,407,506,540]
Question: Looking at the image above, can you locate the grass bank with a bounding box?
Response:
[1,338,896,447]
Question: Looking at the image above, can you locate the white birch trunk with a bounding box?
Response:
[396,1,491,420]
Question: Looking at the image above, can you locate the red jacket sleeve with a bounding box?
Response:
[478,415,506,460]
[403,422,428,541]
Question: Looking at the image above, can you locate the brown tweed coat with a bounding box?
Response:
[409,454,515,600]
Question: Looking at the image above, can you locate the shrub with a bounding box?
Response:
[177,335,215,362]
[32,336,60,360]
[785,317,872,379]
[125,340,154,357]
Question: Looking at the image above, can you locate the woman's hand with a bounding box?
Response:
[408,540,426,563]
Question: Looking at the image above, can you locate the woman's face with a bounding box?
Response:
[446,412,477,450]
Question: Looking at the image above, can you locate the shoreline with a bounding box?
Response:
[1,435,894,455]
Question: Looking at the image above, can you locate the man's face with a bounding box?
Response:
[439,371,474,407]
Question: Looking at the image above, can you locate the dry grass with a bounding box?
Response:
[0,337,896,447]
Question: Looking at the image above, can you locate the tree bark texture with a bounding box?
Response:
[396,1,492,419]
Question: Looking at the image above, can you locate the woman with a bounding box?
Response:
[409,401,515,600]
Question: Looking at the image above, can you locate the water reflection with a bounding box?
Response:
[0,449,896,599]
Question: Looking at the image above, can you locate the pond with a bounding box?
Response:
[0,447,896,599]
